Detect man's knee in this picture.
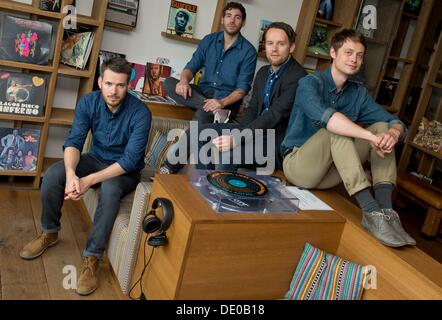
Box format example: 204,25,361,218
368,122,389,133
164,77,178,93
100,179,125,199
42,161,65,187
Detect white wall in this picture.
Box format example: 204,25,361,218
46,0,304,158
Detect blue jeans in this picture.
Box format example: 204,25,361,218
40,153,140,258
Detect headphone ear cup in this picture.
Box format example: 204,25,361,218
148,233,168,247
142,211,161,234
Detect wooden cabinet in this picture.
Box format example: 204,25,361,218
0,0,107,188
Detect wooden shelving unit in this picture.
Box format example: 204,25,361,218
0,0,107,189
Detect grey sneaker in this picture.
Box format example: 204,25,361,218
383,209,416,246
361,211,407,247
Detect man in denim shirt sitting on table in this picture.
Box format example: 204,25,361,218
20,57,151,296
164,1,257,124
281,29,415,248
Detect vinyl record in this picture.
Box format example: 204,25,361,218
207,171,268,197
198,186,264,212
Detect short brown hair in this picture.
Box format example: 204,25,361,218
223,2,246,20
330,29,367,52
100,57,132,83
263,22,297,44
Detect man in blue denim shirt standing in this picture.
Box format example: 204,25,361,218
281,30,415,248
164,2,257,124
20,57,151,295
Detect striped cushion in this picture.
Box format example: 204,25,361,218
285,243,367,300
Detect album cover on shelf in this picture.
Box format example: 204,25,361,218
60,29,95,70
257,19,272,53
106,0,140,28
376,77,398,106
0,15,53,65
129,63,146,92
0,127,40,172
39,0,61,12
308,24,329,56
317,0,334,20
403,0,422,15
0,71,47,117
190,170,300,214
144,63,172,97
166,0,197,38
130,90,178,105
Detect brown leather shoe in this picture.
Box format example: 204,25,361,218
76,256,99,296
19,232,59,260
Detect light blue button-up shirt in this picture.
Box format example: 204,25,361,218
281,68,407,157
185,31,257,99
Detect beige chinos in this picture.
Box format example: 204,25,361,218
282,122,397,196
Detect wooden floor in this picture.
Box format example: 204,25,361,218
0,189,126,300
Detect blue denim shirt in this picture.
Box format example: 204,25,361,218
185,31,257,99
64,91,151,173
281,68,407,156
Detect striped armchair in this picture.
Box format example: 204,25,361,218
82,116,189,294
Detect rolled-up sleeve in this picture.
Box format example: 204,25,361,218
235,47,257,94
297,76,336,128
116,107,151,173
63,96,91,152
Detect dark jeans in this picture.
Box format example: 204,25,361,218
40,153,140,258
164,77,241,123
164,123,277,173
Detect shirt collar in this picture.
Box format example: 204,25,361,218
324,67,351,93
217,31,243,50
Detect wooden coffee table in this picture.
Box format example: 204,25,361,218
132,174,346,299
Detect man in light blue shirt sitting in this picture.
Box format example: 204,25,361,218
164,1,257,124
281,29,415,248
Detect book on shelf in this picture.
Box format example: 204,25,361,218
317,0,334,21
0,71,48,117
376,77,398,106
257,19,272,53
60,28,95,70
166,0,197,39
0,127,41,172
308,24,329,56
0,16,53,65
143,62,172,97
129,63,147,92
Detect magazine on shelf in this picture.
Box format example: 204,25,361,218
143,63,172,97
106,0,140,27
0,71,48,117
0,15,53,65
308,24,329,56
257,19,272,53
355,0,378,39
129,63,147,92
0,127,41,172
60,28,95,70
130,90,178,105
166,0,197,38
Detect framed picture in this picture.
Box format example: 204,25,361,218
105,0,140,28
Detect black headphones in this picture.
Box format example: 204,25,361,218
142,198,174,247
